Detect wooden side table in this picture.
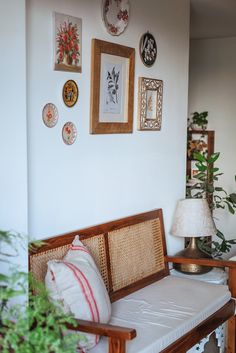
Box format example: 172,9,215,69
171,268,228,353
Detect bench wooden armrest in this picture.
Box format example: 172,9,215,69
165,256,236,301
67,319,136,353
67,318,136,340
165,256,236,269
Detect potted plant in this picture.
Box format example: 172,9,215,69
188,111,208,130
187,152,236,257
0,231,86,353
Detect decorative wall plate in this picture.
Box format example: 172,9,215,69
139,32,157,67
62,80,79,107
102,0,130,36
42,103,59,128
62,122,77,145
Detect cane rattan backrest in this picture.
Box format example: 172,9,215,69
29,209,169,301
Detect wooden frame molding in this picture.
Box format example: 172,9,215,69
90,39,135,134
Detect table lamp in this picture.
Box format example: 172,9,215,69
170,198,217,274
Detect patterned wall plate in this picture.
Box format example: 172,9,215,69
42,103,59,128
62,80,79,107
62,122,77,145
139,32,157,67
102,0,130,36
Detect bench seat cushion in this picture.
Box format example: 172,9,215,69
90,275,231,353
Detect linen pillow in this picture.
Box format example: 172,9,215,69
45,235,111,351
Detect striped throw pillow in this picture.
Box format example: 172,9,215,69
45,236,111,351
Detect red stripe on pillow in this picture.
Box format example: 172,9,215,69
66,262,100,323
64,261,100,345
63,262,96,321
69,246,91,255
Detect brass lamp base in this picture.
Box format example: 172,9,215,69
173,237,212,275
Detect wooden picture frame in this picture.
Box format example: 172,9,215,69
186,130,215,187
90,39,135,134
138,77,163,131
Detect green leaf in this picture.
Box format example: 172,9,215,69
215,187,224,192
193,152,206,162
216,229,225,240
211,167,219,173
229,193,236,204
195,163,207,172
216,204,225,209
207,152,220,163
225,201,235,214
194,172,207,181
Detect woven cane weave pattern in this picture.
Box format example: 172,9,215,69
81,235,109,291
30,245,70,283
30,234,109,291
108,219,165,292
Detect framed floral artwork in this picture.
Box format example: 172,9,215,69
90,39,135,134
54,13,82,73
138,77,163,131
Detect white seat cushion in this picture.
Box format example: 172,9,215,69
90,276,231,353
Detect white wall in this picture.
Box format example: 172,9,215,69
0,0,28,234
0,0,28,274
26,0,190,254
189,37,236,255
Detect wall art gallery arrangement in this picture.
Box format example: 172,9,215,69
41,0,163,143
42,80,79,145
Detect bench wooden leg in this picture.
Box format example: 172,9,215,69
109,338,126,353
227,316,236,353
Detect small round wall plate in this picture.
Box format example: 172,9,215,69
42,103,59,128
139,32,157,67
102,0,130,36
62,122,77,145
62,80,79,107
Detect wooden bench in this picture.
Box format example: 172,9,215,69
29,209,236,353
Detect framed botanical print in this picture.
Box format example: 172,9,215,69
138,77,163,131
54,12,82,73
90,39,135,134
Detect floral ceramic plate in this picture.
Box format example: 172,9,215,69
139,32,157,67
62,80,79,107
42,103,59,128
102,0,130,36
62,122,77,145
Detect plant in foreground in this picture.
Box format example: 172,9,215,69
0,230,86,353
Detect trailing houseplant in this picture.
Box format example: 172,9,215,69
188,111,208,130
187,151,236,257
0,230,86,353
